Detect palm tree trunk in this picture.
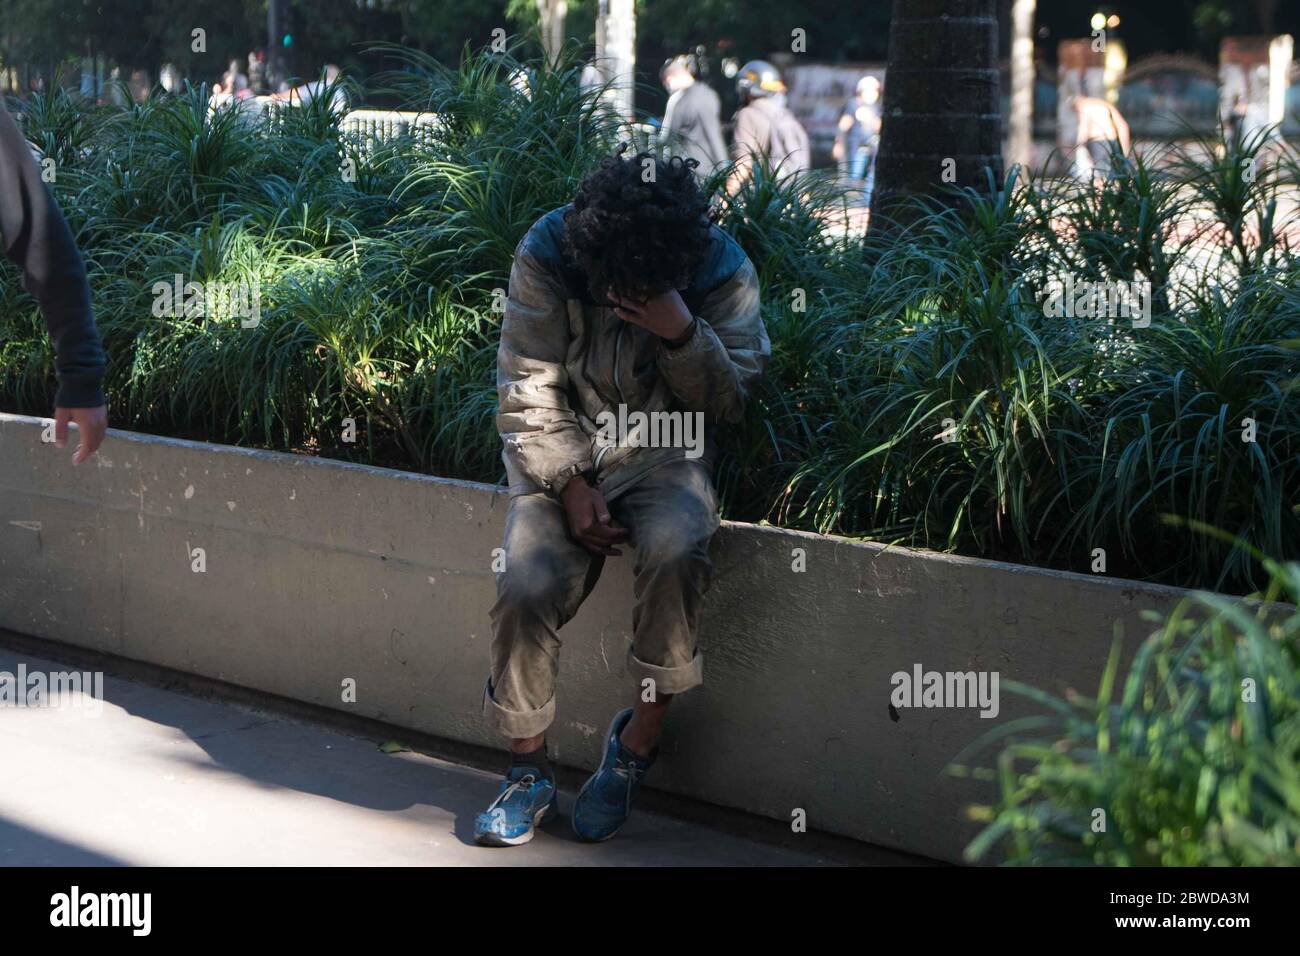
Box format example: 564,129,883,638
870,0,1003,234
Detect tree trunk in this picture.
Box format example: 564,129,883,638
870,0,1003,234
595,0,636,123
1007,0,1035,171
267,0,286,92
536,0,567,64
1254,0,1276,33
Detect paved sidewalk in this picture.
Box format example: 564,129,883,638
0,647,906,867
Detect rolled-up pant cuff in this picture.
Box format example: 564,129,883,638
482,679,556,739
626,648,703,696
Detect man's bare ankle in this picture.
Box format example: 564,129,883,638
619,724,657,759
511,735,545,754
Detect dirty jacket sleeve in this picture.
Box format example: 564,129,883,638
656,256,768,424
495,245,593,496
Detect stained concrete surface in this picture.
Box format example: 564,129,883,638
0,647,917,867
0,413,1195,862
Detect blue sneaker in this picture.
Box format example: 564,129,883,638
473,765,557,846
571,708,656,842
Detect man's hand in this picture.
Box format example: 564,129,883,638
610,289,693,342
560,476,630,556
54,405,108,465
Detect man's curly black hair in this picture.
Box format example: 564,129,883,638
563,147,715,305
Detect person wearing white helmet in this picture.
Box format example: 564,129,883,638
727,59,810,193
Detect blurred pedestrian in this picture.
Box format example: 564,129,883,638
659,55,727,176
271,64,347,115
832,75,881,200
215,59,248,97
1070,95,1130,181
248,49,268,95
728,60,810,193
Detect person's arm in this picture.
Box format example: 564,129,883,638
656,258,767,423
271,81,311,104
832,110,853,160
612,256,769,425
498,242,631,555
727,106,761,193
1114,109,1131,155
495,245,594,497
702,89,728,171
793,116,812,173
0,99,107,461
660,89,679,143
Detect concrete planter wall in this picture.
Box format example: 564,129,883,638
0,412,1197,863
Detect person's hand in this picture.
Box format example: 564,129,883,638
54,405,108,465
609,289,693,342
560,477,630,556
831,139,844,162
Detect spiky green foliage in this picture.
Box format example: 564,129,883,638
2,49,1297,594
957,532,1300,866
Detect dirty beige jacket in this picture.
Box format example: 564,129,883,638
496,205,769,501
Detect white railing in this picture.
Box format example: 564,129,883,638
339,108,439,140
337,109,441,156
207,97,441,155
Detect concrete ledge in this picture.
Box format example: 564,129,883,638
0,413,1196,862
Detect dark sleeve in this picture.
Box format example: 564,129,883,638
0,100,106,407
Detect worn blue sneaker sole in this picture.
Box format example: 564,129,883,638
571,708,633,843
474,798,558,847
